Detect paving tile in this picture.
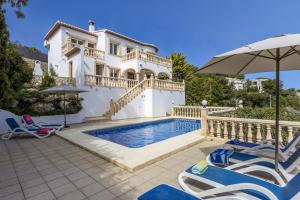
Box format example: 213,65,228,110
98,176,120,188
21,177,45,189
67,171,87,181
0,191,24,200
0,184,22,197
27,191,55,200
108,181,133,197
122,175,147,188
43,171,64,182
73,176,95,188
0,177,19,189
80,182,105,196
23,183,49,198
118,188,142,200
47,177,70,189
58,190,85,200
52,183,77,197
89,190,116,200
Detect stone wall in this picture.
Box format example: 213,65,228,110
29,75,75,88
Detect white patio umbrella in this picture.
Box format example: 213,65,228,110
196,34,300,172
41,85,87,128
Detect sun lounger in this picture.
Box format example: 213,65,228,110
22,114,64,130
224,132,300,161
207,147,300,184
179,164,300,200
2,118,55,140
137,184,247,200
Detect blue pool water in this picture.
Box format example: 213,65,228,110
85,118,201,148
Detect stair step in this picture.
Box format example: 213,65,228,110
83,116,110,122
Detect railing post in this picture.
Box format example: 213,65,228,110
150,74,155,88
256,124,262,142
209,120,214,137
239,122,244,141
278,126,283,143
223,121,228,139
266,125,272,140
171,101,175,116
216,121,221,138
288,126,293,142
200,107,208,136
231,122,236,139
247,123,253,142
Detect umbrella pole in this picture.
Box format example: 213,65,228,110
64,92,67,128
275,48,280,172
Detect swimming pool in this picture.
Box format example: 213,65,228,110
84,118,201,148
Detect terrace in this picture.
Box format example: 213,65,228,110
0,119,224,200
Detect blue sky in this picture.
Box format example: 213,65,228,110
5,0,300,89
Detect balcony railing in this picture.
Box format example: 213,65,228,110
172,106,235,118
122,50,172,68
61,43,105,61
207,116,300,144
171,105,300,145
85,75,185,91
85,75,138,88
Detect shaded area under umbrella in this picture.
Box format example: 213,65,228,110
41,85,88,127
196,34,300,172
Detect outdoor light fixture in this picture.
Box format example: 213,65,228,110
201,100,208,108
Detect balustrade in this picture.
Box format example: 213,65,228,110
207,116,300,144
61,42,105,61
122,50,172,68
85,75,138,88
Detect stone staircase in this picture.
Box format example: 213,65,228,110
103,79,151,119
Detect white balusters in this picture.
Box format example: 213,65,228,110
288,126,293,142
223,121,228,139
256,124,262,142
247,123,253,142
231,122,236,139
239,123,244,141
216,121,221,138
266,125,272,140
278,126,283,143
210,120,214,137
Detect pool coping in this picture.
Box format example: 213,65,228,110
57,117,206,172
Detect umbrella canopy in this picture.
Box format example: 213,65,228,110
197,34,300,75
41,85,87,127
41,85,87,94
196,34,300,172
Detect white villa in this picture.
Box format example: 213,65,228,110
226,77,268,93
43,20,185,122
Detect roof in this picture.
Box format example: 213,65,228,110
16,44,48,63
44,21,159,52
95,29,159,52
44,21,97,40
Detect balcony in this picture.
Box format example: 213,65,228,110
85,75,185,91
122,50,172,68
61,43,105,61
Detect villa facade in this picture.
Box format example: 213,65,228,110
43,20,185,121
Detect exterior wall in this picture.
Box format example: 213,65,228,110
80,86,127,117
0,109,85,135
112,89,185,120
137,60,172,78
47,29,64,75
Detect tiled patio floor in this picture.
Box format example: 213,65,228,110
0,135,224,200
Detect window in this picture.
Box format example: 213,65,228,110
110,68,119,78
95,64,104,76
109,41,119,55
71,38,84,46
127,72,135,80
126,46,134,53
88,43,95,48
